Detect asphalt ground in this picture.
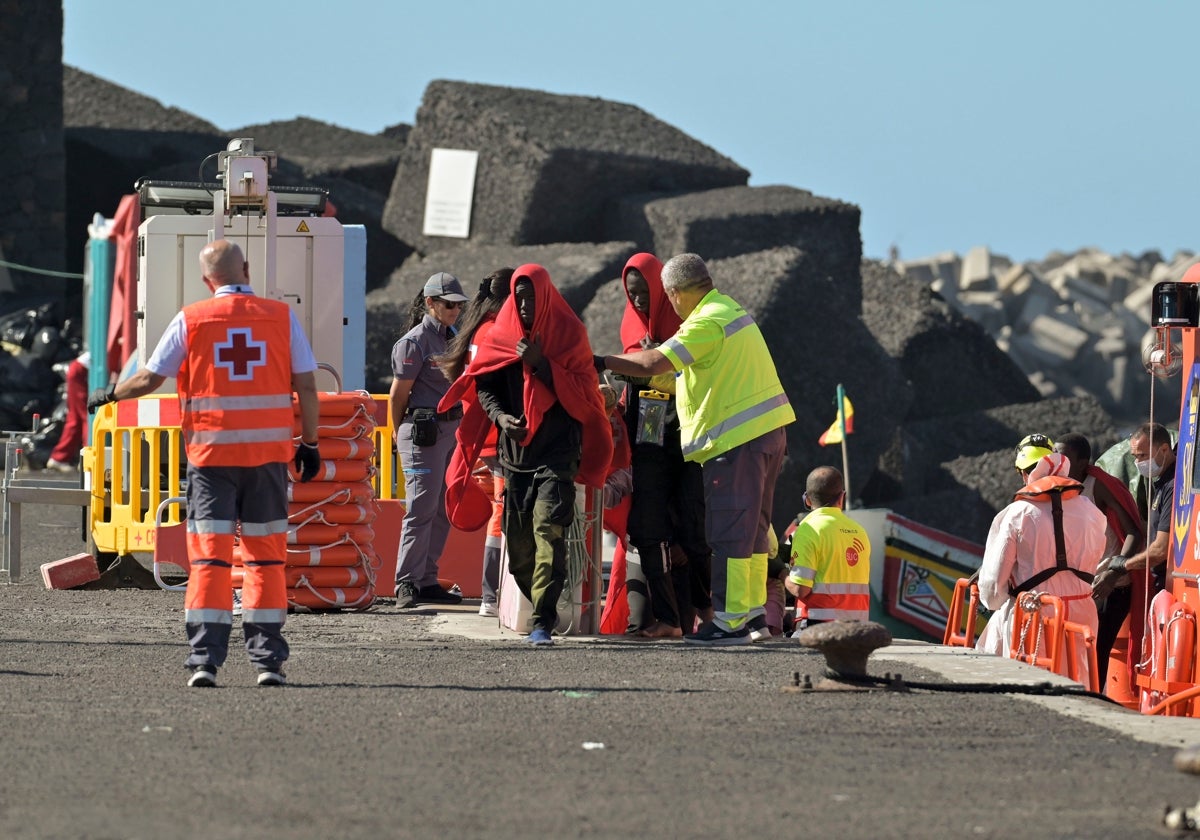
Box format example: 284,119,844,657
4,498,1200,839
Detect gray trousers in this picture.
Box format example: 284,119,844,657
395,417,459,587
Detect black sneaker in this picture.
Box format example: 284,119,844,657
395,581,417,609
256,669,286,687
747,614,772,643
684,621,751,647
187,666,217,688
417,583,463,605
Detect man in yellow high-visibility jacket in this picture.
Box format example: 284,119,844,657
599,253,794,645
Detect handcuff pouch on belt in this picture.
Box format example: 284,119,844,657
410,408,440,447
636,389,670,446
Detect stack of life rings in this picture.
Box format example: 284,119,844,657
232,391,381,610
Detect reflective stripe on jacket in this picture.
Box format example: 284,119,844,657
180,294,294,467
659,290,794,464
789,506,872,622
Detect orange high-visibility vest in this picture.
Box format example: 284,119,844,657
179,293,294,467
789,507,871,622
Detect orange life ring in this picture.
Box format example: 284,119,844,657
285,542,369,567
288,502,377,525
294,418,374,440
315,392,378,415
288,458,373,483
287,481,375,505
288,522,374,546
287,584,375,610
1140,589,1176,712
233,565,373,589
307,438,376,461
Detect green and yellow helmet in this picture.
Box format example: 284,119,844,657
1014,433,1055,471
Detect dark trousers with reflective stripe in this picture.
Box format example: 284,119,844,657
184,462,289,671
703,427,786,632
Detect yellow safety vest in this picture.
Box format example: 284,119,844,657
659,289,794,463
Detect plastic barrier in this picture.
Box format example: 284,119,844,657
84,397,186,558
1009,591,1067,673
943,578,982,647
1007,591,1099,690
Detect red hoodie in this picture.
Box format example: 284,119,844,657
440,264,613,529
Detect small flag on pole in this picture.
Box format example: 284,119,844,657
818,392,854,446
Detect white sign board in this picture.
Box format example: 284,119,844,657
422,148,479,238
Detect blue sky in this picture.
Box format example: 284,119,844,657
63,0,1198,263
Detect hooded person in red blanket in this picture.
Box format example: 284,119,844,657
439,264,612,646
1056,433,1146,689
615,253,712,639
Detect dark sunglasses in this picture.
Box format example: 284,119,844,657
436,299,463,309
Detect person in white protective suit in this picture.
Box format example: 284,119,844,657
975,437,1107,684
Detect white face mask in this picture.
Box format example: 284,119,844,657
1135,456,1164,479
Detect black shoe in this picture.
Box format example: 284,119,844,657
256,668,286,687
417,583,463,604
395,581,417,609
684,621,751,647
187,666,217,688
746,614,771,643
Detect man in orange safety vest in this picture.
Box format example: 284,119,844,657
88,239,321,688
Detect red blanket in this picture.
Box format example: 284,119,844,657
1088,464,1148,684
440,264,613,530
618,252,680,352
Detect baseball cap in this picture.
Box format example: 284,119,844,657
423,271,468,302
1014,433,1055,471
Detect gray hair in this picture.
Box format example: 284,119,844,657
199,240,246,285
661,253,713,293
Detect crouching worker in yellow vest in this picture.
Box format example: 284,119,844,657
785,467,871,632
598,253,794,646
88,240,322,688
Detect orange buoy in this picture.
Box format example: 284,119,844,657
287,502,377,525
287,481,375,505
287,458,373,483
286,585,374,610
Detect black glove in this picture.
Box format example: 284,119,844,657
294,440,321,482
87,384,116,414
1102,555,1129,573
592,354,607,373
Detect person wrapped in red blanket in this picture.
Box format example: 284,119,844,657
439,264,612,645
613,252,713,638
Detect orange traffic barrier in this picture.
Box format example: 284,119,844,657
1062,620,1099,693
943,578,981,647
1009,591,1066,673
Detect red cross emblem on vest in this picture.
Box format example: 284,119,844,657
214,327,266,381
